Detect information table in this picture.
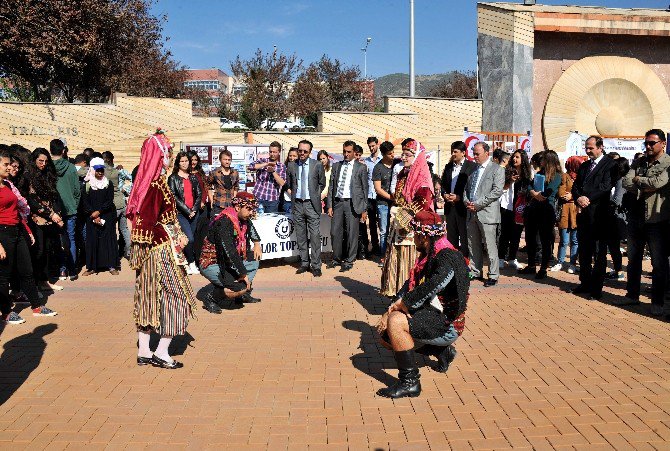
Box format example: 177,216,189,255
251,213,332,260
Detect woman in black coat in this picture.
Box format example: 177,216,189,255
81,160,118,275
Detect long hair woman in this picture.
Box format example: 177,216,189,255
168,151,202,275
27,148,65,292
0,149,56,325
188,150,208,214
498,149,532,270
519,150,563,279
317,150,331,204
279,147,299,214
551,155,586,274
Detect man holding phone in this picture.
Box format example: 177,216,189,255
248,141,287,213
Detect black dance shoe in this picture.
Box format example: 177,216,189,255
151,355,183,369
376,351,421,399
137,356,153,366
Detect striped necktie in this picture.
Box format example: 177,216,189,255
337,162,349,197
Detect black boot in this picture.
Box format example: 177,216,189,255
203,293,223,314
434,345,457,373
376,350,421,398
240,293,261,303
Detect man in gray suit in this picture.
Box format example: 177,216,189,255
327,140,368,272
286,140,326,277
463,142,505,287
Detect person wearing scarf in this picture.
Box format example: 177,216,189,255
198,192,262,313
127,130,197,370
81,157,118,276
380,138,435,297
376,211,469,399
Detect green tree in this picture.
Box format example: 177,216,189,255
0,0,185,102
230,48,302,130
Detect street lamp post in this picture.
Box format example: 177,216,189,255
361,37,372,79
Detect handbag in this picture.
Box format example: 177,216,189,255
513,194,527,225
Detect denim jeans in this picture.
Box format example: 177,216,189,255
557,228,578,264
117,207,131,258
199,260,259,287
626,219,668,307
177,212,199,264
260,199,279,213
60,214,77,273
377,203,390,256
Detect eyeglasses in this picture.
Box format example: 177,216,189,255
645,140,663,147
298,149,310,154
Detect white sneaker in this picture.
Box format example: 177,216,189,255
567,265,578,274
549,263,563,272
499,260,507,270
509,259,521,270
650,305,664,316
187,262,199,275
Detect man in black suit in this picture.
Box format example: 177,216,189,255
440,140,477,256
286,139,327,277
571,135,615,300
327,140,369,272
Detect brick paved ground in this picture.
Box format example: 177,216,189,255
1,254,669,450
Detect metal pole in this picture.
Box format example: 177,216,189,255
409,0,415,97
364,50,367,79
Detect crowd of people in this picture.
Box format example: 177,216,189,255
1,128,666,398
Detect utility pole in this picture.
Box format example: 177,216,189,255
409,0,415,97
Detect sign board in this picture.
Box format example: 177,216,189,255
563,132,644,161
252,213,332,260
183,143,271,191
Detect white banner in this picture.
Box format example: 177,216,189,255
519,136,532,155
463,131,486,161
252,213,332,260
563,132,644,161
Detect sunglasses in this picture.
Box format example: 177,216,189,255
645,140,663,147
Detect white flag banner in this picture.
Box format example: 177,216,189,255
463,131,486,161
519,136,532,155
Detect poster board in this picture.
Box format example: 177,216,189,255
252,213,332,260
182,143,271,191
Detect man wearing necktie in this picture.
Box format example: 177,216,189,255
463,142,505,287
326,141,369,272
286,140,326,277
570,135,615,300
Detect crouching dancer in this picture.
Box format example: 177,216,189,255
127,130,197,369
377,211,469,398
198,192,262,312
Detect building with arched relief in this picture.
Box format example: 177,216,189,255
477,2,670,151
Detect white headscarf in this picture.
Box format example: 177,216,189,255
85,157,109,190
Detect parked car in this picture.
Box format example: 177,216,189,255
260,118,304,131
220,118,248,130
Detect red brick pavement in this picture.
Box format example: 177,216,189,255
0,257,669,450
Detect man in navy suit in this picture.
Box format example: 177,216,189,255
570,135,616,300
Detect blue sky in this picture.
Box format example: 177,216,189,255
152,0,669,77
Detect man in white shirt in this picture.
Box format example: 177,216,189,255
440,141,477,256
360,137,382,258
326,141,369,272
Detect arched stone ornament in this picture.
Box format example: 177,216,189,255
543,56,670,152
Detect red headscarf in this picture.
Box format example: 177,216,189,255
565,155,587,181
402,140,435,211
126,132,171,220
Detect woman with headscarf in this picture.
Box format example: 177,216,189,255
551,155,586,275
127,129,197,369
81,157,118,276
380,139,435,297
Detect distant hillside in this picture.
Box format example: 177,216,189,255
374,72,458,98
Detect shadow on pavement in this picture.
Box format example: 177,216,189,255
335,275,389,316
0,323,57,406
